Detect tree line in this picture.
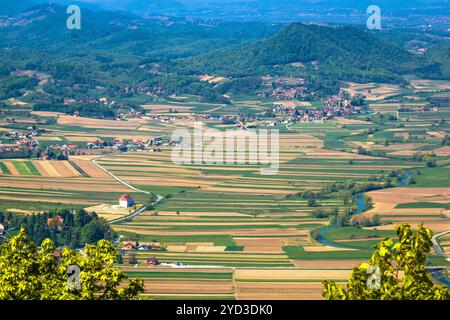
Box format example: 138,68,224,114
0,209,114,249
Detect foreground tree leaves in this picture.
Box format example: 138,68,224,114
323,224,450,300
0,228,144,300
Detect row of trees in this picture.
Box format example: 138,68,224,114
411,152,437,167
1,209,113,248
33,103,116,119
290,176,401,204
312,207,381,228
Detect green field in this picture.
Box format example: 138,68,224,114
0,162,10,174
12,161,40,176
396,202,450,209
0,72,449,299
409,167,450,187
123,271,233,279
283,246,373,260
322,227,395,241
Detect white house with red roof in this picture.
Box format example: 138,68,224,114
119,194,135,208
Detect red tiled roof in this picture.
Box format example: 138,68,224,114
120,194,134,201
47,215,64,226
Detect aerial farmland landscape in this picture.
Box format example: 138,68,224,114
0,0,449,304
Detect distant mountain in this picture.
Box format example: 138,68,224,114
0,0,36,15
0,2,447,90
0,2,281,102
74,0,187,16
419,42,450,79
32,0,105,12
0,2,138,48
3,0,449,27
178,0,450,14
179,23,421,83
0,2,279,55
105,0,450,26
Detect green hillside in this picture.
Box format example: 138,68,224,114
178,23,423,83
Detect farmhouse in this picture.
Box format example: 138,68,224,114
121,242,135,250
147,257,160,267
47,215,64,229
119,194,135,208
137,244,150,251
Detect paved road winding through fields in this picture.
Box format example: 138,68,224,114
432,230,450,261
91,152,164,225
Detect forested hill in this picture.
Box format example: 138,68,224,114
0,2,278,52
0,2,280,102
177,23,445,83
420,42,450,80
0,2,448,101
0,2,137,48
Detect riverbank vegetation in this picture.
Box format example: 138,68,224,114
323,224,450,300
0,209,113,248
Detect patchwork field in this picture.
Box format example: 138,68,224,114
360,187,450,232
0,77,449,299
0,157,144,212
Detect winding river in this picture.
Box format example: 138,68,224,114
315,172,450,288
317,173,412,246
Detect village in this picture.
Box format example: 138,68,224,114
166,92,364,128
0,91,366,159
0,124,165,159
0,125,41,154
271,93,364,124
62,96,144,121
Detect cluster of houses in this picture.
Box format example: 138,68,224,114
87,138,158,152
121,241,163,251
119,109,143,121
267,94,364,126
324,93,352,109
269,86,307,100
149,115,177,123
45,144,78,151
0,135,166,157
121,240,166,267
64,98,97,105
121,86,166,97
157,113,260,129
321,93,363,116
257,77,308,100
112,137,164,152
0,126,41,153
64,97,143,121
122,253,161,267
